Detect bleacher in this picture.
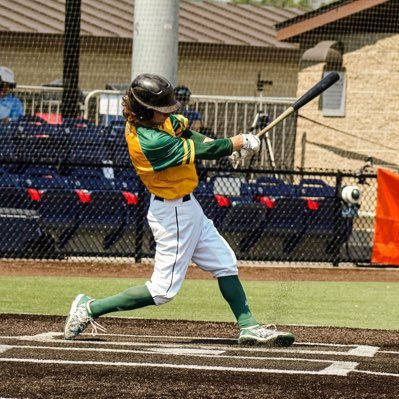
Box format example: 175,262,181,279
194,174,356,263
0,116,358,262
0,116,141,258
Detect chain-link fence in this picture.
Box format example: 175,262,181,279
0,118,376,265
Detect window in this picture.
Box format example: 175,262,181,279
321,70,346,117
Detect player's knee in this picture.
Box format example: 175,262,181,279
153,294,175,306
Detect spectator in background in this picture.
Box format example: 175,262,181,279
174,85,203,131
0,67,24,122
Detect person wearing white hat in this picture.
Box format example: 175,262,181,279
0,67,24,122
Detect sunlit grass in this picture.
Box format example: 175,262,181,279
0,276,398,330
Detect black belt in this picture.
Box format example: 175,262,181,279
154,194,191,202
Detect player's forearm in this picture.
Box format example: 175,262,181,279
182,129,209,143
193,138,233,160
230,134,245,151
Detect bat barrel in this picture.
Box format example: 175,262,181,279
292,72,339,111
255,72,340,139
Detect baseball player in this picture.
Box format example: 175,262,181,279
64,73,295,347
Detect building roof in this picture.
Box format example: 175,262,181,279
0,0,304,48
275,0,397,42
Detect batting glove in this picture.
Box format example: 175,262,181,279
241,134,261,152
230,148,251,162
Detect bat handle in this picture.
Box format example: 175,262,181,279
255,107,294,138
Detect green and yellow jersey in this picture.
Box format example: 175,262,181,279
125,114,233,199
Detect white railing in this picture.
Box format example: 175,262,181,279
15,85,296,136
84,89,295,136
14,85,297,167
15,85,85,123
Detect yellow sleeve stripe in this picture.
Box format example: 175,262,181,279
182,138,189,165
189,139,195,164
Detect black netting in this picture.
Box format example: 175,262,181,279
0,0,396,265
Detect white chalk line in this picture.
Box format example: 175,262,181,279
0,344,347,364
1,332,398,377
0,357,359,376
353,369,399,378
0,332,381,358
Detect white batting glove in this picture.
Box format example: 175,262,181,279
241,134,261,152
230,148,252,162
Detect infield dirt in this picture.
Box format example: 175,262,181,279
0,260,398,398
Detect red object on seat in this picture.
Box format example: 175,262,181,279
306,199,319,211
27,188,42,201
36,112,63,124
122,191,139,205
214,195,230,207
75,189,92,203
259,196,276,209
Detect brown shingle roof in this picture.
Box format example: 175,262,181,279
0,0,303,48
275,0,396,42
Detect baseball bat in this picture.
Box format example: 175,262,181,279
256,72,340,138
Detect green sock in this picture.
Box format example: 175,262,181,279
217,275,258,329
89,285,155,317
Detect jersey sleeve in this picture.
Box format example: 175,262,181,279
139,128,195,171
169,114,189,137
192,138,233,160
180,129,233,159
181,129,207,143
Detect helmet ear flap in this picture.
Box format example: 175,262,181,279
130,98,154,121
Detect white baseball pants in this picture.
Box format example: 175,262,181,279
146,193,238,305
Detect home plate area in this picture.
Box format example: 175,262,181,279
0,316,399,398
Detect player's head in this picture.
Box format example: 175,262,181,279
0,67,16,97
123,73,180,124
174,85,191,104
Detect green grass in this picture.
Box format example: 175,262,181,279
0,275,398,330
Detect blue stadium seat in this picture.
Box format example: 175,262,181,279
64,167,114,191
102,122,130,166
62,118,95,128
0,207,45,256
297,178,336,198
0,166,18,188
0,164,49,256
13,124,71,165
11,166,67,190
0,124,18,163
113,168,140,192
66,125,109,165
40,189,138,254
0,166,35,209
38,189,85,250
193,180,230,228
254,176,296,198
12,115,48,126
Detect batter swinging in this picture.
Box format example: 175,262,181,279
64,73,295,346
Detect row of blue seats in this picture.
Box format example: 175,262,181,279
193,176,351,256
0,118,129,166
0,165,139,192
0,187,141,254
0,171,351,259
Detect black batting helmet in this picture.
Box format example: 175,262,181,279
173,85,191,102
128,73,180,121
